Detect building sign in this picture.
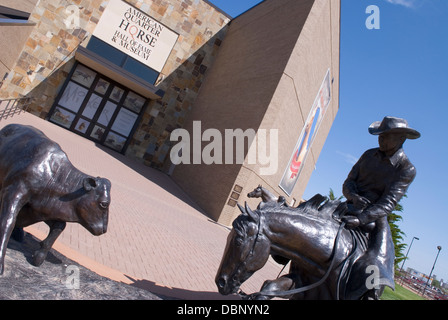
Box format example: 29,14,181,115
93,0,178,72
279,69,331,196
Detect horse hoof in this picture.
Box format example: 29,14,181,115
32,250,47,266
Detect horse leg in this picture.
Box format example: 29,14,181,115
32,220,66,266
251,274,302,300
361,286,385,300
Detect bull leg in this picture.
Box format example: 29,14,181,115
32,220,66,266
0,185,28,275
11,227,25,242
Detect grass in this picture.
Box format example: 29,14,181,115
381,283,426,300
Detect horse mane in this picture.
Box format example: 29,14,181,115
232,213,252,236
258,194,342,220
233,193,344,234
297,194,341,216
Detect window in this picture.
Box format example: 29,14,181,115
85,36,126,66
86,36,159,84
49,63,148,153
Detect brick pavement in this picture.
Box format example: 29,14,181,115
0,112,284,299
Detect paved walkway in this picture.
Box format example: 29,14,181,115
0,112,284,299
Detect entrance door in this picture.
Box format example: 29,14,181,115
49,63,147,153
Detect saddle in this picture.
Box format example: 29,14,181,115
332,202,375,233
269,200,395,299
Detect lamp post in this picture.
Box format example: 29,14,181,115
421,246,442,298
400,236,419,274
399,236,419,284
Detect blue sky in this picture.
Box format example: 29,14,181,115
208,0,448,283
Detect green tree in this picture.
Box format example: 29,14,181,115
432,279,441,289
388,196,407,269
328,188,344,201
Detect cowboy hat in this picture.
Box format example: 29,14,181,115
368,116,420,139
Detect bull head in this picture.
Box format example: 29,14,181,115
77,176,111,235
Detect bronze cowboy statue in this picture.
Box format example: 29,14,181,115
339,116,420,299
216,116,420,300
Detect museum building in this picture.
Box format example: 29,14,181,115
0,0,340,225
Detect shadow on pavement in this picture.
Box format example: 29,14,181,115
125,275,241,300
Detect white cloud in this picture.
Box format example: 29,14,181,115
336,151,359,165
384,0,417,8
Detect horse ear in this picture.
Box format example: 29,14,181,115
245,202,259,222
237,203,245,214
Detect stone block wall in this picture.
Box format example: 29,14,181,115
124,0,230,167
0,0,231,169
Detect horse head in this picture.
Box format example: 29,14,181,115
215,202,271,295
247,185,263,198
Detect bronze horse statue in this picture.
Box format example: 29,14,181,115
247,185,287,207
215,194,392,300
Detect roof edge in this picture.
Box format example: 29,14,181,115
201,0,233,19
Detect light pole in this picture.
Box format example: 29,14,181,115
422,245,442,298
400,236,419,274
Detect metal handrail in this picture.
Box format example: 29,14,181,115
0,97,32,120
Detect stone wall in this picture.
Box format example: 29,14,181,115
124,0,230,167
0,0,231,169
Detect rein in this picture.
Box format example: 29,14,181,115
239,220,347,299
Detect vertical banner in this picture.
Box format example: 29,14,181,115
279,69,331,196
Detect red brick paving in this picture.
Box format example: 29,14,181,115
0,112,284,299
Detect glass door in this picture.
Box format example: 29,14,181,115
49,63,148,153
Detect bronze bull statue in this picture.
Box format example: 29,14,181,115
0,124,111,274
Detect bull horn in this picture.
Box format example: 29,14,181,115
245,202,258,222
83,177,98,192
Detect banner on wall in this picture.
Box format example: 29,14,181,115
93,0,178,72
279,69,332,196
